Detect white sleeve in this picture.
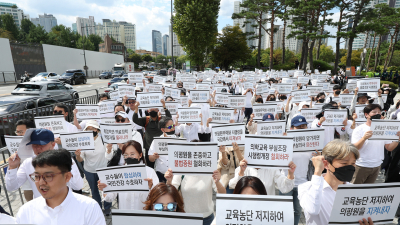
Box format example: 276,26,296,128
68,161,84,190
229,167,243,189
5,161,28,192
298,175,324,215
103,192,117,203
171,175,182,190
273,169,294,194
350,94,357,114
377,96,384,109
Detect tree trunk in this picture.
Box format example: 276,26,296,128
300,41,306,69
269,9,275,70
333,8,344,75
383,27,398,70
388,33,399,67
359,31,369,72
257,18,262,68
309,40,316,71
316,11,327,60
373,35,382,72
366,33,377,71
281,7,287,64
303,40,309,72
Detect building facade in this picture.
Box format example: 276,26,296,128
162,34,169,56
72,23,77,33
169,25,186,57
99,34,126,59
152,30,162,54
136,49,162,58
31,13,57,32
96,19,136,51
76,16,96,37
0,2,29,27
265,25,283,50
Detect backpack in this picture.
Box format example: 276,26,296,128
107,148,122,167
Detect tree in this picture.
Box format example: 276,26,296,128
210,25,251,71
383,7,400,70
313,44,335,62
46,25,80,48
127,49,135,55
341,49,362,67
20,19,35,41
26,25,48,44
76,36,95,51
277,2,289,64
0,28,13,39
1,14,19,40
141,54,153,62
155,55,167,63
129,53,142,69
174,0,220,70
87,34,103,51
176,55,188,69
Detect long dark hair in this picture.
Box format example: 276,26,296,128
143,183,185,212
233,176,267,195
122,140,145,163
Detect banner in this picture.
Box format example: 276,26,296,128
256,120,286,136
291,90,311,103
34,115,66,134
60,131,95,151
128,73,143,83
209,107,234,123
147,84,163,92
118,84,136,98
75,104,100,119
153,76,165,83
307,86,324,96
216,194,294,225
96,164,149,193
99,123,132,144
370,120,400,140
177,107,202,123
328,183,400,225
323,109,347,126
168,142,218,175
112,210,203,225
177,96,189,107
152,137,187,155
346,82,357,92
136,92,162,107
4,136,23,155
211,123,245,146
215,93,229,105
357,78,380,92
190,90,210,103
98,100,117,114
245,135,293,169
339,94,354,106
165,87,180,99
252,103,277,120
282,78,297,85
286,129,325,152
228,95,247,109
256,84,269,94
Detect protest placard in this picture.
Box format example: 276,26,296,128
278,71,289,78
96,164,149,193
211,123,245,146
4,136,23,155
128,73,143,83
286,129,324,152
357,78,380,92
294,70,303,77
275,84,293,94
323,109,347,126
153,76,165,83
177,96,189,107
100,116,116,124
60,131,95,151
291,90,311,103
34,115,66,134
214,86,227,93
112,210,203,225
164,87,180,99
370,120,400,140
328,183,400,225
183,82,196,90
168,142,218,175
276,101,285,113
252,103,277,120
346,82,357,92
215,93,229,105
297,76,310,84
216,194,294,225
243,82,254,90
256,84,269,94
152,137,187,155
282,78,296,84
136,92,162,107
159,101,179,115
300,108,320,122
209,107,234,123
196,83,210,90
307,86,324,96
118,84,136,98
355,105,367,123
190,90,210,103
228,95,247,109
98,100,117,114
177,107,202,123
370,94,387,104
147,84,163,92
109,91,119,100
256,120,286,136
75,104,100,119
245,135,293,169
339,94,354,106
99,123,132,144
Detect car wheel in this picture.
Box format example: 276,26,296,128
72,79,76,85
83,79,87,84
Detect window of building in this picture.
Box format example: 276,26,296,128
0,8,4,11
6,9,11,11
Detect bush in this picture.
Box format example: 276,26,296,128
389,66,398,71
313,60,333,71
380,80,398,90
272,63,295,71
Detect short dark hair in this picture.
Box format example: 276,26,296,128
99,93,110,101
316,92,325,99
233,176,267,195
16,119,36,129
32,149,72,172
114,104,124,111
396,101,400,109
54,103,69,113
333,85,341,90
159,117,173,129
363,104,382,114
165,96,174,101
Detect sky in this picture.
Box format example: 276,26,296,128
11,0,340,51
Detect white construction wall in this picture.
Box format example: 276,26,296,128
0,38,15,72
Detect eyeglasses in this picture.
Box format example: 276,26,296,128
165,125,175,129
53,110,64,114
128,101,136,104
29,172,65,182
122,154,136,158
15,130,24,135
153,202,177,211
116,118,126,123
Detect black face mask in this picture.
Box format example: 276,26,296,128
269,98,276,101
334,90,341,95
92,131,98,137
256,98,263,103
149,111,158,118
318,99,325,103
166,131,175,135
280,96,287,100
125,158,140,165
370,114,381,120
329,164,355,182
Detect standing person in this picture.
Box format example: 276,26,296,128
16,149,106,225
174,113,210,142
351,104,400,184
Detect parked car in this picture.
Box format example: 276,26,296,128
11,81,78,102
104,82,125,93
99,72,112,79
108,77,127,87
30,72,61,82
158,69,167,76
59,69,87,85
112,71,125,78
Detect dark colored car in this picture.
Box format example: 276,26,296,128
112,71,125,78
158,69,167,76
108,77,127,87
99,72,112,79
59,69,87,85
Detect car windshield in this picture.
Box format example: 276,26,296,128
111,78,123,82
35,73,48,77
110,83,119,88
62,72,74,76
14,84,42,91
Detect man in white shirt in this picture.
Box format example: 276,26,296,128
351,104,400,184
16,149,105,225
6,129,83,199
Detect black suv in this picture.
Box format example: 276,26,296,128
59,69,87,85
158,69,167,76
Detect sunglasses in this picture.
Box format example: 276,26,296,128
53,110,64,114
116,118,126,123
165,125,175,129
153,202,177,212
128,101,136,104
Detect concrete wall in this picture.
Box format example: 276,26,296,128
42,44,124,75
0,38,15,72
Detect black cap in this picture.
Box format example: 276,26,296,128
333,85,341,90
357,93,371,99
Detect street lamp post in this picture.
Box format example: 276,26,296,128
171,0,175,69
80,25,96,76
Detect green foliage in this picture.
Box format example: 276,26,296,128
87,34,103,51
313,45,335,62
76,36,95,51
19,19,35,40
313,60,333,71
26,25,48,44
129,53,142,69
155,55,167,63
46,25,80,48
0,28,13,39
273,63,295,70
0,14,18,40
380,80,398,89
341,49,362,67
141,54,153,62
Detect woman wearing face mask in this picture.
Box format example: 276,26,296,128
75,120,111,213
315,92,326,105
143,182,185,212
298,140,375,225
97,140,159,210
349,87,384,114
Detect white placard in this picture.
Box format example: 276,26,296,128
177,107,202,123
209,108,234,123
216,194,294,225
34,115,66,134
339,94,354,106
346,82,357,92
196,83,210,90
151,137,187,155
109,90,119,100
370,120,400,140
256,120,286,136
275,84,292,94
190,90,210,103
286,129,325,152
98,100,117,114
252,103,277,120
177,96,189,107
147,84,163,92
243,82,254,90
256,84,269,94
183,82,196,90
300,108,320,122
168,142,218,175
96,164,149,193
323,109,348,126
112,210,203,225
4,136,23,155
211,123,245,146
357,78,380,92
297,76,310,84
355,105,367,122
118,84,136,98
99,123,132,144
294,70,304,77
128,73,143,83
307,86,324,96
153,76,165,83
245,135,293,169
165,87,180,99
75,104,100,119
60,131,95,151
160,101,179,115
328,183,400,225
136,92,162,107
215,93,230,105
291,90,311,103
228,95,247,109
101,117,116,124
